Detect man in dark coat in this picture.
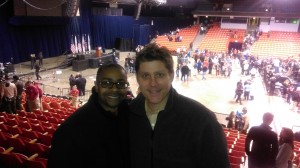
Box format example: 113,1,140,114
47,64,130,168
180,63,190,81
245,112,278,168
75,74,86,96
129,43,230,168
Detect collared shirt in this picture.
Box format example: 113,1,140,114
25,85,39,101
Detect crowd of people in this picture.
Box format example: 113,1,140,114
68,74,86,97
0,75,44,114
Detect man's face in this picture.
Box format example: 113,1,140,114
136,60,174,106
95,67,128,112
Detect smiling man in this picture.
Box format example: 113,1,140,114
48,63,130,168
129,43,230,168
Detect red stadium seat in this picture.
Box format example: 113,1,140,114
229,155,244,165
25,157,48,168
38,133,52,146
25,141,50,158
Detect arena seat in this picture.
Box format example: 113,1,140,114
60,101,72,108
230,163,242,168
25,141,50,158
0,151,39,168
6,135,31,154
229,155,244,165
25,157,48,168
38,133,52,146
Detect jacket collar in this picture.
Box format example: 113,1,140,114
130,87,178,117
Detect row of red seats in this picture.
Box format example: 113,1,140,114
0,134,47,168
223,128,247,168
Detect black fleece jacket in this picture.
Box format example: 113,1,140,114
129,87,230,168
47,87,130,168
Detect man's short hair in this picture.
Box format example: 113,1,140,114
135,43,174,74
263,112,274,123
96,63,126,84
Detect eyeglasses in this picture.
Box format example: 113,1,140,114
100,81,129,89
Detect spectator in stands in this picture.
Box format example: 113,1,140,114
241,107,249,134
12,75,24,111
34,81,43,110
276,127,294,168
245,112,278,168
129,43,230,167
47,63,130,168
24,80,40,112
1,79,17,114
226,111,235,129
0,78,4,111
69,85,79,107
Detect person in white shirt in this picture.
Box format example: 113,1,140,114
1,79,17,114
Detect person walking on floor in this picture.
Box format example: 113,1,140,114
34,62,42,80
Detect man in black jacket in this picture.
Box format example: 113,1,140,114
129,43,230,168
245,112,278,168
47,63,130,168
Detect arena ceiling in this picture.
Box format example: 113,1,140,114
91,0,300,18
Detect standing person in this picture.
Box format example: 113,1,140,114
24,80,40,112
245,112,278,168
226,111,235,129
69,74,76,90
241,107,250,134
180,63,189,81
244,81,251,100
235,79,243,105
69,85,79,107
34,62,42,80
76,74,86,96
34,81,43,110
12,75,24,111
1,79,17,114
47,64,130,168
202,62,208,80
129,43,230,168
0,79,5,112
30,53,36,70
37,51,43,66
276,127,294,168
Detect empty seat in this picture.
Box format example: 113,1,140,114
25,141,50,158
25,157,48,168
38,133,52,146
